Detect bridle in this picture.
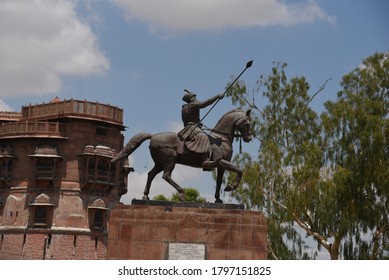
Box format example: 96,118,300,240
202,116,251,138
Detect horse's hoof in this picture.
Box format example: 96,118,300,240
215,199,223,204
142,195,149,200
224,185,233,192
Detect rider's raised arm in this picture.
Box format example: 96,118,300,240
196,93,224,109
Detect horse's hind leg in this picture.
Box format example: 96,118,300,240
143,163,163,200
162,161,185,201
215,167,225,203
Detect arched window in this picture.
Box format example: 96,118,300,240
0,158,13,179
80,145,118,192
96,159,109,182
92,209,104,230
88,198,107,231
36,158,54,174
97,159,109,172
88,158,95,171
35,207,48,226
29,193,54,228
30,145,62,188
0,145,15,182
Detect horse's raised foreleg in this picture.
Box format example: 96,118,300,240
216,159,242,192
215,167,225,203
143,163,163,200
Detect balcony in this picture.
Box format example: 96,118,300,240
21,99,123,126
0,111,21,122
0,121,68,139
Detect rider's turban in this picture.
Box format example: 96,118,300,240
183,90,196,103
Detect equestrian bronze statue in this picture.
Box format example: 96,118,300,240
112,60,253,203
111,108,252,203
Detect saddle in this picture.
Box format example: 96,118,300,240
177,129,222,157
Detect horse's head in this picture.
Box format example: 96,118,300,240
236,109,252,143
213,109,253,143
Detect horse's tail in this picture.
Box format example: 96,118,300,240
111,132,153,163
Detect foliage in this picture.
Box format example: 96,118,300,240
321,52,389,259
152,194,169,201
225,52,388,259
171,187,207,202
153,187,207,203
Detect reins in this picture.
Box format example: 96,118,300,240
202,125,247,138
202,126,247,153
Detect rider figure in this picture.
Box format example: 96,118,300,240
179,89,224,169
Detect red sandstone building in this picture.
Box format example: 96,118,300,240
0,98,131,259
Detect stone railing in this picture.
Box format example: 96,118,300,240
21,99,123,125
0,121,68,138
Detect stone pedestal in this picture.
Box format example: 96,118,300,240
107,200,267,260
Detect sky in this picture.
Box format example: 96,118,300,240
0,0,388,205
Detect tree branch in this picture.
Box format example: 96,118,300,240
305,77,332,108
259,188,333,254
293,214,332,252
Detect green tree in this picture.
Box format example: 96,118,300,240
226,61,325,259
153,194,169,201
154,188,206,203
225,52,389,260
171,188,206,202
321,51,389,259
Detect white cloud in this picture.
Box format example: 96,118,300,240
0,0,109,97
121,164,207,204
112,0,335,34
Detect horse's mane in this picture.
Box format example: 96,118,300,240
214,109,245,128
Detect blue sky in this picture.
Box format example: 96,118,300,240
0,0,388,204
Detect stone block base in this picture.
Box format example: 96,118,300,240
107,200,267,260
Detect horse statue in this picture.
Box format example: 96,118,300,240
111,109,252,203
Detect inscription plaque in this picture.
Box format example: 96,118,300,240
167,242,206,260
